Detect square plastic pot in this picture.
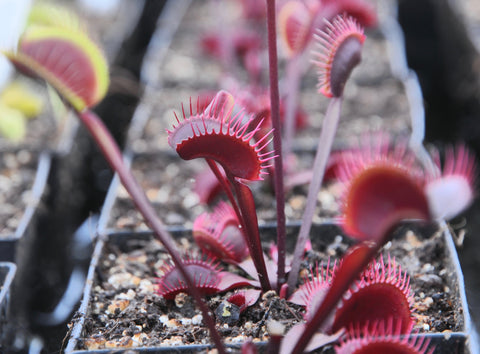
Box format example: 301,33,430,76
65,222,475,353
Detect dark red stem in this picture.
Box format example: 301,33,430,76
206,159,243,224
78,109,226,354
266,0,287,291
267,335,283,354
207,158,271,291
231,176,272,292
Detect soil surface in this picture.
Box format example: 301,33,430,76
76,223,463,351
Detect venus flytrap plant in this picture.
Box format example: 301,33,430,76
7,2,474,352
278,0,377,157
160,4,447,348
290,135,476,353
157,200,293,297
193,203,294,291
281,254,417,353
2,15,229,354
287,14,366,294
189,83,310,208
330,255,414,334
337,135,429,241
288,260,337,324
0,81,44,118
0,101,27,141
171,10,437,352
167,90,276,292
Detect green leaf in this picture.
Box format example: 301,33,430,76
0,102,27,141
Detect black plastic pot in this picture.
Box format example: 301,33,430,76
397,0,480,348
0,262,17,346
64,220,474,353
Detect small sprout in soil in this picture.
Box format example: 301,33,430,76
226,289,262,314
216,289,262,326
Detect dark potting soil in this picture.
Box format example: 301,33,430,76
75,223,462,351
